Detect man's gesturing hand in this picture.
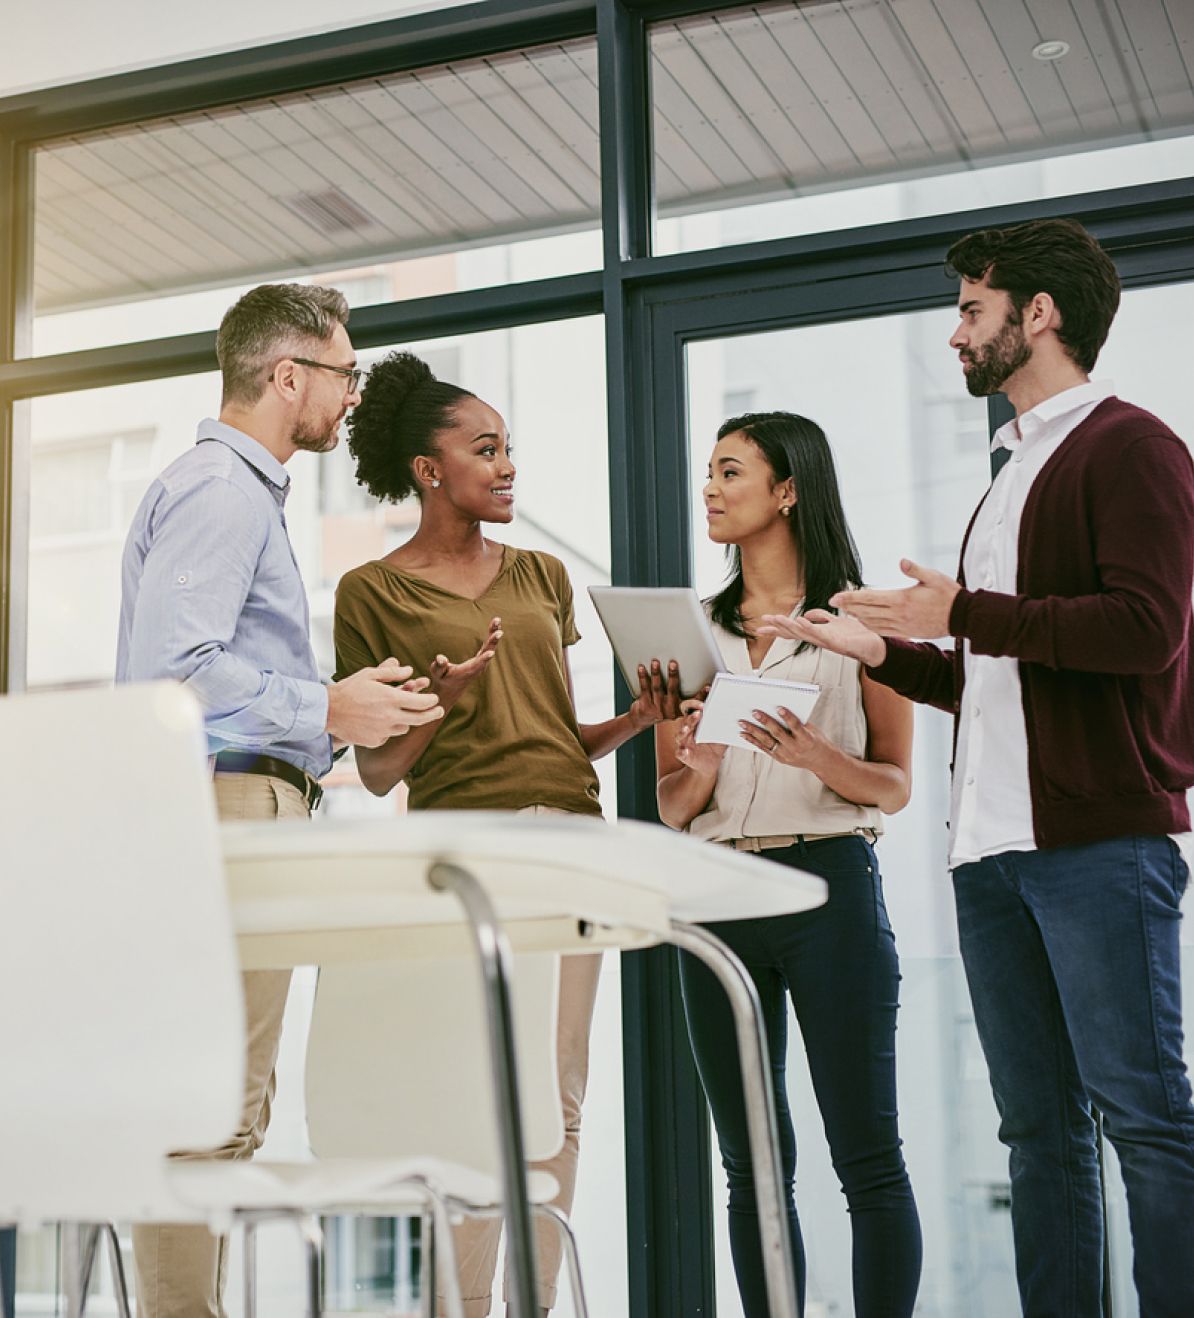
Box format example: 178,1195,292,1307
757,608,887,667
829,559,961,641
326,657,444,747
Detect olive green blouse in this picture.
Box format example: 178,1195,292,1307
333,546,601,816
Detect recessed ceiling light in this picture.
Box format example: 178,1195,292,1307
1033,40,1071,61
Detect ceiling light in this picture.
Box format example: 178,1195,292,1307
1032,40,1071,61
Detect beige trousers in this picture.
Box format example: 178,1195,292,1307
133,772,307,1318
438,805,603,1318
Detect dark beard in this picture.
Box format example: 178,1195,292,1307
961,313,1031,397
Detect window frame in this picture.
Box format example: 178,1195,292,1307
4,5,1194,1316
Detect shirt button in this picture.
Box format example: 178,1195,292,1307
966,776,976,786
974,707,982,718
1013,453,1024,463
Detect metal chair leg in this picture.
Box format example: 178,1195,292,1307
64,1223,101,1318
417,1184,466,1318
669,919,799,1318
243,1216,260,1318
427,860,539,1318
294,1213,323,1318
534,1204,589,1318
103,1224,132,1318
420,1207,435,1318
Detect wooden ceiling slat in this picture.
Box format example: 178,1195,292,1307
674,11,826,182
666,16,803,181
757,3,899,168
804,1,934,159
846,1,967,159
319,89,490,233
976,0,1085,138
469,56,600,205
882,0,1008,151
365,78,527,224
651,30,759,189
1161,0,1194,93
418,64,591,214
701,13,848,174
258,101,439,242
1111,0,1194,123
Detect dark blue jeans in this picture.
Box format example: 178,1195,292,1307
678,836,922,1318
953,837,1194,1317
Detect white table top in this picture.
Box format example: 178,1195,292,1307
222,812,827,968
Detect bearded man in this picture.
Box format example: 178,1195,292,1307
116,283,442,1317
759,218,1194,1317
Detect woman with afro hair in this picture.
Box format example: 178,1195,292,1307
333,350,681,1318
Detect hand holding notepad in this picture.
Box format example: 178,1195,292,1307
694,672,821,754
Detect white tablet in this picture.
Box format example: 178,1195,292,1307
588,586,725,698
695,672,821,753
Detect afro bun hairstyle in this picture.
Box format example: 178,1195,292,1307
346,350,475,503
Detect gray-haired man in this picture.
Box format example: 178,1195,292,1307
117,284,443,1317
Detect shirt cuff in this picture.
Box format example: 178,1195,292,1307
291,678,330,743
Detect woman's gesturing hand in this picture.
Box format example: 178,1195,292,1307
673,698,728,778
628,658,684,729
738,706,832,772
757,608,886,668
428,616,503,707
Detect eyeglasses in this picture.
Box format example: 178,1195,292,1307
288,357,364,393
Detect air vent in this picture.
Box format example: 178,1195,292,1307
281,187,376,236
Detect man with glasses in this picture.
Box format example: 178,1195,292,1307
117,283,443,1318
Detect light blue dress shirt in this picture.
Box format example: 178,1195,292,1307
116,418,333,779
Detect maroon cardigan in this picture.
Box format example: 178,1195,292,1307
869,396,1194,849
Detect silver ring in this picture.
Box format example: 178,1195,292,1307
770,735,779,752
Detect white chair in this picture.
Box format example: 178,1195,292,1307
0,683,577,1318
0,682,247,1314
303,954,589,1317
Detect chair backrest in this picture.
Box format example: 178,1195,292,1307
305,952,563,1173
0,683,245,1225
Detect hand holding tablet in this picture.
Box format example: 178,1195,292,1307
588,586,724,697
695,672,821,755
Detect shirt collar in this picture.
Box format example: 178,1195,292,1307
990,379,1115,452
196,418,291,494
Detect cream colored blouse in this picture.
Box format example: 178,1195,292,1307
688,610,883,844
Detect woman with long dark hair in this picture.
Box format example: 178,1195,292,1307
333,350,678,1318
656,412,922,1317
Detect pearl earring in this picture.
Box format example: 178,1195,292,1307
431,479,441,488
780,504,792,517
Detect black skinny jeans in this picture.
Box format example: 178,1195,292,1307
678,835,922,1318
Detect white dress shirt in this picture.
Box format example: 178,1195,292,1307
949,380,1115,867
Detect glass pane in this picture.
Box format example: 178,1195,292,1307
21,314,625,1314
30,37,600,356
683,285,1194,1314
652,2,1194,256
686,307,997,1314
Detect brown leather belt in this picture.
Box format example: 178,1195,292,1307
727,828,877,853
213,750,323,811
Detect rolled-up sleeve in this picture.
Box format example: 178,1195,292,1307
127,476,328,746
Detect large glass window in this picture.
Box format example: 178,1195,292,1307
652,1,1194,256
29,36,601,356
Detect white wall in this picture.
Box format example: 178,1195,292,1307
0,0,467,97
